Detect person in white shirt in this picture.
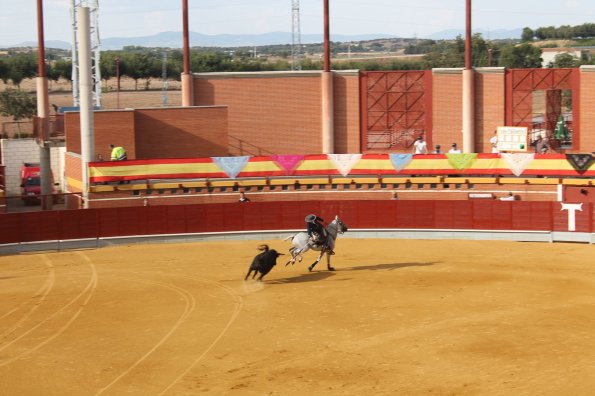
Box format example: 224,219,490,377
490,130,499,153
448,143,461,153
499,192,516,201
412,136,428,154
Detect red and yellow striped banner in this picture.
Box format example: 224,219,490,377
88,154,595,183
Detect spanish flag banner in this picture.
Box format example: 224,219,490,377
88,153,595,183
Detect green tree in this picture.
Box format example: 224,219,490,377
521,27,534,42
0,88,37,133
52,59,72,83
120,52,154,90
100,52,120,84
499,43,542,68
0,58,8,83
553,53,581,68
166,50,183,81
5,53,37,88
422,37,465,68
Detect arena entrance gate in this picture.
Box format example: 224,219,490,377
505,68,580,150
360,71,432,153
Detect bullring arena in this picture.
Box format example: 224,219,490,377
1,235,595,395
2,6,595,395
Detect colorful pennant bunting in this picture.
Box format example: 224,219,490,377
389,154,413,172
446,153,478,170
271,154,305,175
566,154,593,172
327,154,362,176
501,153,535,177
212,156,250,179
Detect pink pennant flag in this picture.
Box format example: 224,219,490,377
271,154,305,175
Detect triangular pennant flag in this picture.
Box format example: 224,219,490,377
566,154,593,173
389,153,413,172
445,153,478,170
212,156,250,179
501,153,535,176
327,154,362,177
271,154,305,175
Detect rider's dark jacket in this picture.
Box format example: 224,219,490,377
307,217,326,243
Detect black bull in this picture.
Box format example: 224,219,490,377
244,245,284,281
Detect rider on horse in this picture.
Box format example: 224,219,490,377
305,214,335,255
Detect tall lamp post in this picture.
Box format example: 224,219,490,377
462,0,476,153
36,0,53,210
181,0,193,106
115,56,120,108
321,0,334,154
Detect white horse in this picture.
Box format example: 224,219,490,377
284,215,349,271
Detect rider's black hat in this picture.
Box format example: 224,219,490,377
305,214,317,222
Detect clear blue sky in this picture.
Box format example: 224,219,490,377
1,0,593,45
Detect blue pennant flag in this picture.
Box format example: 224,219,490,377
212,156,250,179
389,154,413,172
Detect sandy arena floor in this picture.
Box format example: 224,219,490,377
1,238,595,395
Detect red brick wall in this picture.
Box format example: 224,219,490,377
580,67,595,152
65,110,136,160
432,69,463,150
65,107,227,160
333,72,361,153
194,72,323,155
134,107,228,158
194,71,361,155
64,152,82,212
475,68,506,152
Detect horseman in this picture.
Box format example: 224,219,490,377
305,214,335,255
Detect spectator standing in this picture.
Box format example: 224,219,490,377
110,144,127,161
490,130,499,153
448,143,462,153
534,135,549,153
433,144,442,154
238,192,251,202
412,136,428,154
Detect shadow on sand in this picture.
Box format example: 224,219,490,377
340,262,438,272
268,271,335,284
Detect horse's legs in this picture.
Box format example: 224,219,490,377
308,252,324,272
326,252,335,271
285,247,297,266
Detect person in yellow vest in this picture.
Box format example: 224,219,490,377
110,144,127,161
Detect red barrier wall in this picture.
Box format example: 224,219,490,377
0,201,592,245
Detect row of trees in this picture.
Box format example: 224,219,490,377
522,23,595,41
0,49,292,90
1,31,593,89
405,34,591,69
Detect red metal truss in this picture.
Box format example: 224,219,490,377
361,71,432,152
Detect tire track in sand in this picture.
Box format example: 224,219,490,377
0,252,97,367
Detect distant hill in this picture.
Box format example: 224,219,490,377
8,39,72,50
2,28,523,50
3,31,399,50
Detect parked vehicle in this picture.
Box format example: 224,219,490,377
20,163,57,205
